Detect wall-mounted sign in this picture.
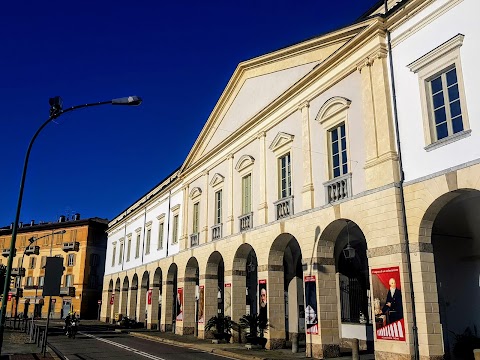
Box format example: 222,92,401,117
259,279,267,323
110,294,114,305
147,289,152,305
176,288,183,321
371,266,405,341
304,275,318,335
198,285,204,324
224,283,231,317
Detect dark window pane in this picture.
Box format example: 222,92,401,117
448,84,459,101
341,137,346,150
332,141,339,154
340,124,346,137
446,68,457,86
333,167,340,178
436,123,448,140
434,107,447,124
452,116,464,133
431,76,443,94
432,92,444,109
342,164,348,175
342,150,347,164
331,129,338,142
333,154,339,167
450,100,462,118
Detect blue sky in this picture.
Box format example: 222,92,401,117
0,0,378,226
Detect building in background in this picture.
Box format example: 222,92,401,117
0,215,108,319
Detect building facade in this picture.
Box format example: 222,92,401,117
0,215,108,319
101,1,478,359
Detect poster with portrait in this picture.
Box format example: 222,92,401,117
258,279,267,322
224,283,232,317
371,266,405,341
198,285,205,324
304,275,318,335
176,287,183,321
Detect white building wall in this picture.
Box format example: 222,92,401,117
390,0,480,182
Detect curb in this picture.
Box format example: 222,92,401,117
47,343,66,360
130,332,267,360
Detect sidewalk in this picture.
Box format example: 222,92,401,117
129,330,375,360
0,329,54,360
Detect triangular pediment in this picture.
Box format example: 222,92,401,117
269,132,295,153
179,19,373,175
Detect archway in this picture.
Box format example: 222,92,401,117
332,220,373,353
422,190,480,359
121,277,129,318
231,243,258,342
152,267,162,330
165,263,178,332
129,274,138,320
182,257,199,335
106,279,113,322
203,251,225,338
113,278,121,322
139,271,149,327
267,233,304,350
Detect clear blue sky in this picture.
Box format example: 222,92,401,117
0,0,378,226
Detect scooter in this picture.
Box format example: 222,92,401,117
66,317,79,338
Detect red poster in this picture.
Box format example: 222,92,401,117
304,275,318,335
198,285,204,324
176,288,183,321
371,266,405,341
224,283,231,287
110,294,114,305
147,289,152,305
7,293,12,301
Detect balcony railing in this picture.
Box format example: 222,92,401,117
62,241,79,252
239,212,253,232
2,248,16,257
324,173,352,204
211,223,222,241
274,196,294,220
190,233,199,247
60,287,76,297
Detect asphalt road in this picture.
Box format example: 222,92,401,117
47,327,232,360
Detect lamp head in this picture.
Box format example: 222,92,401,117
111,96,142,106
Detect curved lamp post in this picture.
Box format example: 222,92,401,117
0,95,142,353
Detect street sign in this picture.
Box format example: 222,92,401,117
98,300,102,305
7,292,12,301
43,257,64,296
51,298,56,303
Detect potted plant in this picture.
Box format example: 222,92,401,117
205,314,233,341
239,314,269,348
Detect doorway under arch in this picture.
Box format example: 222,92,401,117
139,271,149,327
203,251,224,338
183,257,199,335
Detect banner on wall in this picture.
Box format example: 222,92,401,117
258,279,267,322
147,289,152,305
109,294,114,305
198,285,205,323
371,266,405,341
224,283,232,317
304,275,318,335
176,288,183,321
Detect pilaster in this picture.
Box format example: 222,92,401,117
257,132,268,224
300,101,315,209
226,154,235,235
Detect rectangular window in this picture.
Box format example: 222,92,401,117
242,174,252,214
39,276,45,288
41,256,47,268
67,254,75,267
145,229,151,255
330,124,348,178
29,257,36,269
17,257,23,268
158,223,164,250
26,277,34,287
172,215,179,244
215,190,222,225
55,232,63,245
278,153,292,198
112,246,116,267
192,203,200,234
119,242,124,264
127,237,131,261
65,274,74,287
135,234,141,258
428,66,464,141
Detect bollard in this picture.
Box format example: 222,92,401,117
291,332,299,353
352,338,360,360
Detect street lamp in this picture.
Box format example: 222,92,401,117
0,95,142,354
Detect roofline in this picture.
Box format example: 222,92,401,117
0,217,108,236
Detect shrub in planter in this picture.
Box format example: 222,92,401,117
239,314,269,348
205,314,233,341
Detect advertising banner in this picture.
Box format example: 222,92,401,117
198,285,205,324
176,287,183,321
110,294,114,305
259,279,267,322
147,289,152,305
304,275,318,335
371,266,405,341
224,283,231,317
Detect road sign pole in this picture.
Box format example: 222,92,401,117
42,297,53,357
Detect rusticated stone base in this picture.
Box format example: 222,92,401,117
306,343,341,359
340,338,374,352
375,350,413,360
267,338,286,350
181,326,195,335
161,324,173,332
421,356,444,360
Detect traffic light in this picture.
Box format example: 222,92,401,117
0,265,6,294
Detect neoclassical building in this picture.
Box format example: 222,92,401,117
101,1,478,359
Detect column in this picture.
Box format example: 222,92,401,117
127,287,137,320
180,185,189,251
229,271,244,343
202,171,209,244
300,101,315,210
257,132,268,224
264,268,286,350
161,281,173,332
200,275,217,339
226,154,235,235
148,286,160,330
